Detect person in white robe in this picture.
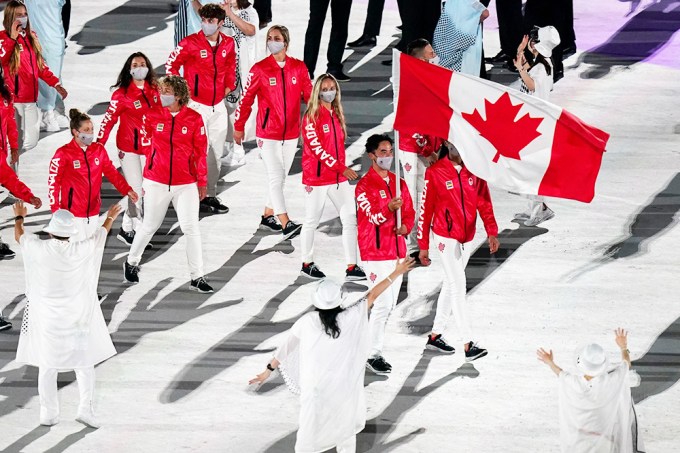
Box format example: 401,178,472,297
13,202,123,429
537,328,646,453
249,258,415,453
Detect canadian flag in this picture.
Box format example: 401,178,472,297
392,50,610,203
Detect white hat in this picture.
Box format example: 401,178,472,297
43,209,79,238
576,343,609,377
313,279,343,310
534,26,561,58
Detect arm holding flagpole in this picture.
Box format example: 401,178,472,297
392,48,402,229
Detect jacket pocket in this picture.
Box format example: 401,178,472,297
14,75,19,95
133,128,139,151
194,74,199,97
375,225,381,249
445,209,453,234
67,187,74,210
317,161,321,177
262,107,270,129
148,149,157,170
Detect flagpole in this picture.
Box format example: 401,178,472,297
392,49,402,229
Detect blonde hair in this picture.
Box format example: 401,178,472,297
3,1,45,76
305,74,346,136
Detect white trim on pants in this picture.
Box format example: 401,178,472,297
14,102,40,151
300,181,358,264
38,366,95,420
188,100,228,197
119,151,146,232
431,232,473,342
258,137,298,215
128,179,204,279
363,259,403,359
400,151,427,251
72,215,103,242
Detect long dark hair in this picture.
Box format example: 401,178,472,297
316,307,343,339
112,52,157,90
529,52,552,77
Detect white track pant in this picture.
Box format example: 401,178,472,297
300,181,358,264
258,138,298,215
363,259,403,359
431,232,473,341
14,102,40,152
400,151,427,251
188,101,228,197
523,194,546,218
119,151,146,233
38,366,95,420
335,435,356,453
72,215,102,242
128,180,204,279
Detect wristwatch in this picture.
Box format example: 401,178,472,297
266,363,275,371
14,215,24,222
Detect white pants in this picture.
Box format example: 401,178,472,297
259,138,298,215
523,194,546,218
300,181,358,264
38,366,95,420
364,259,403,358
431,232,473,341
38,46,65,112
129,180,204,279
400,151,427,251
336,435,356,453
14,102,41,152
72,216,102,242
119,151,146,232
188,101,228,197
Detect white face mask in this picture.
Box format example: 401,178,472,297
376,156,393,170
267,41,285,55
130,67,149,81
429,55,440,65
319,90,336,103
201,22,219,36
18,17,28,29
160,94,176,107
78,132,94,146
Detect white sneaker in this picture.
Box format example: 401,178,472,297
222,141,234,158
42,110,60,132
514,211,531,221
76,411,100,429
40,407,59,426
524,207,555,226
225,143,246,167
55,112,70,129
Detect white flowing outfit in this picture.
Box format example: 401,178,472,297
275,298,370,453
558,363,645,453
17,229,116,419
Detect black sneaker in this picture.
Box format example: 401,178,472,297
124,261,140,284
190,276,214,293
301,262,326,279
200,196,229,214
465,341,488,362
366,356,392,375
282,220,302,240
0,242,16,259
409,250,421,265
117,228,153,249
260,215,282,232
347,35,376,48
345,265,366,281
0,317,11,332
327,70,351,82
426,334,455,354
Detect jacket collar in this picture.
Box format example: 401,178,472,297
66,138,94,154
367,166,395,186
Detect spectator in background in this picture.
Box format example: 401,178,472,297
252,0,272,29
433,0,489,75
303,0,353,81
485,0,524,72
174,0,222,47
524,0,576,81
347,0,384,48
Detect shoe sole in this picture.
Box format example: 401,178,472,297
40,419,59,426
0,255,16,260
123,263,139,285
425,344,456,354
283,225,303,240
465,350,488,362
0,324,12,332
189,286,214,294
300,271,325,280
513,214,530,221
258,224,283,233
345,275,367,282
116,234,133,247
75,417,99,429
524,211,555,227
365,363,391,375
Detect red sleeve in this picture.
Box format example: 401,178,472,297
421,135,442,158
0,34,17,66
6,98,18,150
97,90,124,145
476,179,498,237
417,169,436,251
400,178,415,233
165,38,190,76
193,117,208,187
355,178,392,226
47,148,66,213
302,115,347,174
100,147,132,196
38,63,60,87
300,65,313,104
0,160,33,202
224,38,237,91
233,66,260,132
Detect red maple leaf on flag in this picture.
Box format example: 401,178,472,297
461,92,544,163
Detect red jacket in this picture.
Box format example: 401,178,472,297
0,94,18,161
301,107,348,186
0,31,60,104
140,106,208,187
97,82,161,154
234,55,313,141
48,140,132,218
0,160,33,202
398,131,441,156
417,159,498,251
165,31,236,107
355,167,415,261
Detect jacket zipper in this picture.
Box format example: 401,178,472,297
82,149,92,222
445,209,453,233
385,181,400,257
262,108,270,129
456,169,467,248
140,89,151,108
148,149,156,169
281,67,286,144
330,112,339,188
194,74,199,97
13,74,19,96
169,117,176,190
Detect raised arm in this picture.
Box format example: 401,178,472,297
537,348,563,376
366,258,415,310
615,328,631,369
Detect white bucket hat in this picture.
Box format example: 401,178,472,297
575,343,609,377
43,209,79,237
313,279,343,310
534,26,561,58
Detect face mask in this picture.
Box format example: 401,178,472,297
160,94,176,107
17,17,28,28
429,55,440,65
319,90,336,103
201,22,219,36
267,41,285,55
376,156,393,170
130,67,149,81
78,133,94,146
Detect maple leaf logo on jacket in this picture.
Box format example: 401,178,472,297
462,92,544,163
